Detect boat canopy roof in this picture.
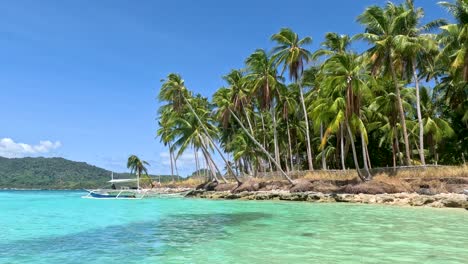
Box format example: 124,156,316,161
108,179,137,183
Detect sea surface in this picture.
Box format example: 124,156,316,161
1,190,467,264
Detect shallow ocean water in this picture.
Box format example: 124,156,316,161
0,190,467,264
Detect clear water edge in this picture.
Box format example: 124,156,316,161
1,190,467,264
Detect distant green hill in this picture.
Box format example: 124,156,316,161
0,157,180,189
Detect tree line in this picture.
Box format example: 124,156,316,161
157,0,467,183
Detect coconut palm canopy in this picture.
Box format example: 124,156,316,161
157,0,467,182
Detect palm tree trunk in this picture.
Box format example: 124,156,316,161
390,58,411,166
174,156,179,178
169,143,174,182
395,128,403,166
299,83,314,170
198,135,228,183
287,119,294,171
201,142,225,183
183,95,241,184
360,130,371,179
346,122,365,182
241,102,255,135
202,149,219,182
412,59,425,165
271,107,281,170
340,123,346,171
194,148,199,179
321,122,327,170
365,140,372,169
259,111,272,171
229,108,294,184
392,133,397,169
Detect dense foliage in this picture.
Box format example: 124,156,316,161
0,157,179,189
157,0,467,182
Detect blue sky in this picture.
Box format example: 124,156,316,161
0,0,448,176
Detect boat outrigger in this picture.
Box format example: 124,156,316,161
82,172,147,199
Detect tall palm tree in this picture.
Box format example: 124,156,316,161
398,0,444,165
245,49,282,168
320,52,371,181
127,155,149,189
356,2,414,165
271,28,314,171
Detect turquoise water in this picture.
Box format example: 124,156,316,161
1,191,467,264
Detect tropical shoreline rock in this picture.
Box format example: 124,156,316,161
185,190,468,209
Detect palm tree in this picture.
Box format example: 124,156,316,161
356,2,414,165
245,49,282,168
271,28,314,170
127,155,149,189
312,32,351,60
420,87,455,163
438,0,468,81
157,105,177,182
320,52,371,181
159,73,241,184
312,33,351,170
399,0,444,165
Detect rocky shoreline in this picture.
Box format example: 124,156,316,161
185,190,468,209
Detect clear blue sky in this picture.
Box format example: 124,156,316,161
0,0,448,176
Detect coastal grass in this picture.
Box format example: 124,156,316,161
157,166,467,194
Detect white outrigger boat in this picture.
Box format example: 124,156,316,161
82,172,147,200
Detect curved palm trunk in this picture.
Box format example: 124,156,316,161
346,122,365,182
320,123,327,170
412,59,425,165
360,130,371,179
299,83,314,170
229,108,294,184
390,58,411,166
183,95,241,184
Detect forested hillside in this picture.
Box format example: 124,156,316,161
0,157,178,189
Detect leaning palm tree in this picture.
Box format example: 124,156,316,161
271,28,314,171
127,155,149,189
159,73,242,184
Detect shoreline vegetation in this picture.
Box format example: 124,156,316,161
155,0,468,201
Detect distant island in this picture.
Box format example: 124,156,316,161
0,157,180,189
